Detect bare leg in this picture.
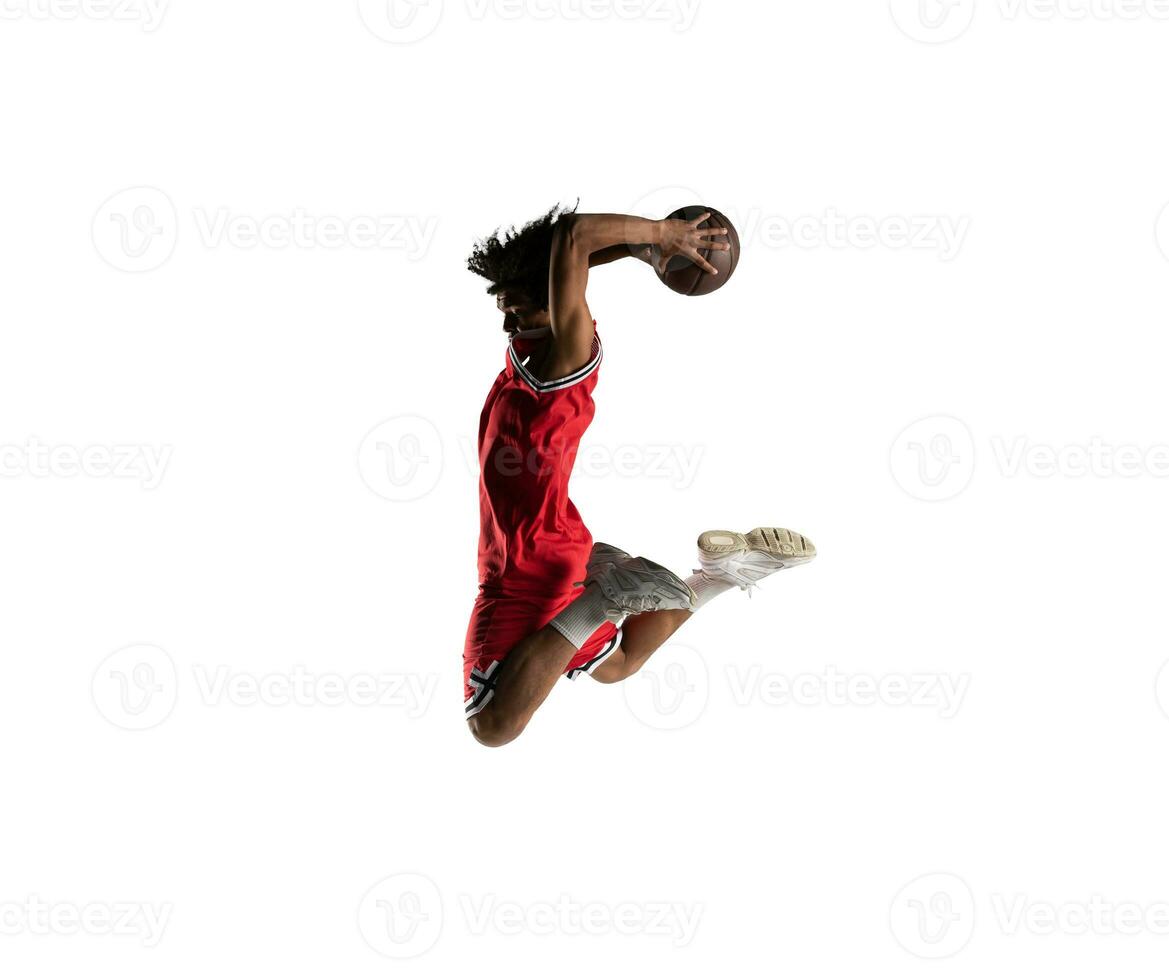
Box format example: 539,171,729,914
467,562,698,747
590,608,693,684
466,627,578,748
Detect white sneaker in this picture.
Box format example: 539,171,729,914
696,527,816,594
585,542,697,619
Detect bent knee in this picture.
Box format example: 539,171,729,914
466,709,526,748
590,652,638,684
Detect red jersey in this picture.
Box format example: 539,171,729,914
475,326,602,597
463,325,620,718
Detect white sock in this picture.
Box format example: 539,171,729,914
548,584,611,649
685,571,736,611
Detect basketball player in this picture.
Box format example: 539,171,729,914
463,205,815,747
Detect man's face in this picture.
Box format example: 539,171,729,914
495,288,547,336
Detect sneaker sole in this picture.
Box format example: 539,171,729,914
697,527,816,564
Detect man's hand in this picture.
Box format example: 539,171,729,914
654,212,730,276
545,211,729,381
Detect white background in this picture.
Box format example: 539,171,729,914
3,0,1169,975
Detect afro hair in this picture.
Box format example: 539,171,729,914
466,202,578,309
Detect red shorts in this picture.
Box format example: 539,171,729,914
463,590,622,718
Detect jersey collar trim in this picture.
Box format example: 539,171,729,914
508,334,602,393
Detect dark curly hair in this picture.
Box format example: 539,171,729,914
466,202,578,309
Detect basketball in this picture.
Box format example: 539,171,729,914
653,205,740,296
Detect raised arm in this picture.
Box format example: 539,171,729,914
588,242,653,268
543,212,728,380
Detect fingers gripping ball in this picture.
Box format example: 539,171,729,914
652,205,740,296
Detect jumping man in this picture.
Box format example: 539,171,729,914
463,204,815,747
